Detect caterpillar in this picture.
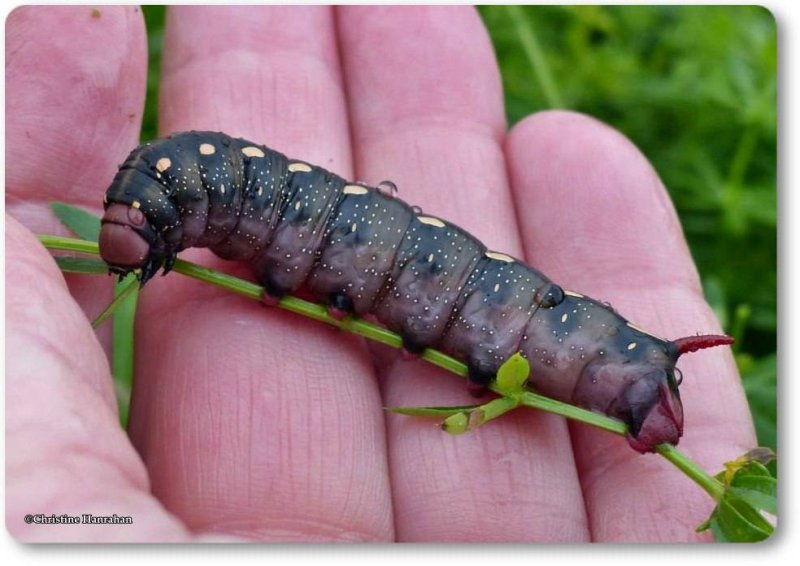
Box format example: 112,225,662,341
99,131,733,453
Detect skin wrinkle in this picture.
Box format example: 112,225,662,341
354,115,504,152
160,49,346,142
7,404,149,499
162,6,340,76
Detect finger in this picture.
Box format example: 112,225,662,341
338,6,589,541
6,216,190,541
127,6,392,541
507,111,756,541
5,5,147,341
6,5,146,230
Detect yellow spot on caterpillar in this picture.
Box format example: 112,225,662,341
155,157,172,172
418,215,445,228
242,146,265,158
295,201,302,210
288,162,312,173
627,342,638,350
199,143,216,155
564,290,584,298
427,253,434,262
220,184,226,194
103,195,108,204
351,222,357,232
493,283,501,293
485,251,515,263
626,322,664,341
131,200,141,209
343,184,369,195
561,313,569,323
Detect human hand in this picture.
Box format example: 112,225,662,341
6,5,756,542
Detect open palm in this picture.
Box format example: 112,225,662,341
6,6,755,542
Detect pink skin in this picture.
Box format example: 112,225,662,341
5,6,756,542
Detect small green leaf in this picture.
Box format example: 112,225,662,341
496,352,530,393
723,449,775,485
54,257,110,274
710,493,774,542
442,412,470,434
50,202,102,242
728,463,777,515
386,404,482,418
700,448,778,542
729,483,777,517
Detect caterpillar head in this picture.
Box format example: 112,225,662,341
579,333,733,453
522,292,733,452
100,202,174,285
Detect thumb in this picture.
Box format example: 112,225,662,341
5,215,189,541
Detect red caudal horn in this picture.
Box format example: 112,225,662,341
673,334,735,355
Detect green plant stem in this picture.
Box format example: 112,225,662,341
38,235,99,255
38,234,726,503
505,4,564,108
656,443,725,501
111,275,139,426
91,275,138,329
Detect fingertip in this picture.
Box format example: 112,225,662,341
6,5,147,214
506,109,700,295
338,5,505,143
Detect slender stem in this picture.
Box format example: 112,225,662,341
505,5,564,108
519,391,627,436
38,234,726,504
111,275,139,427
726,123,757,189
91,275,138,329
38,234,99,254
656,444,725,501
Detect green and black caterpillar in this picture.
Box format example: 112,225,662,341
99,131,733,453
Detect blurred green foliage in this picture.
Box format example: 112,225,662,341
140,6,776,452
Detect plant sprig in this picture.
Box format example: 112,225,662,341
37,202,776,542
